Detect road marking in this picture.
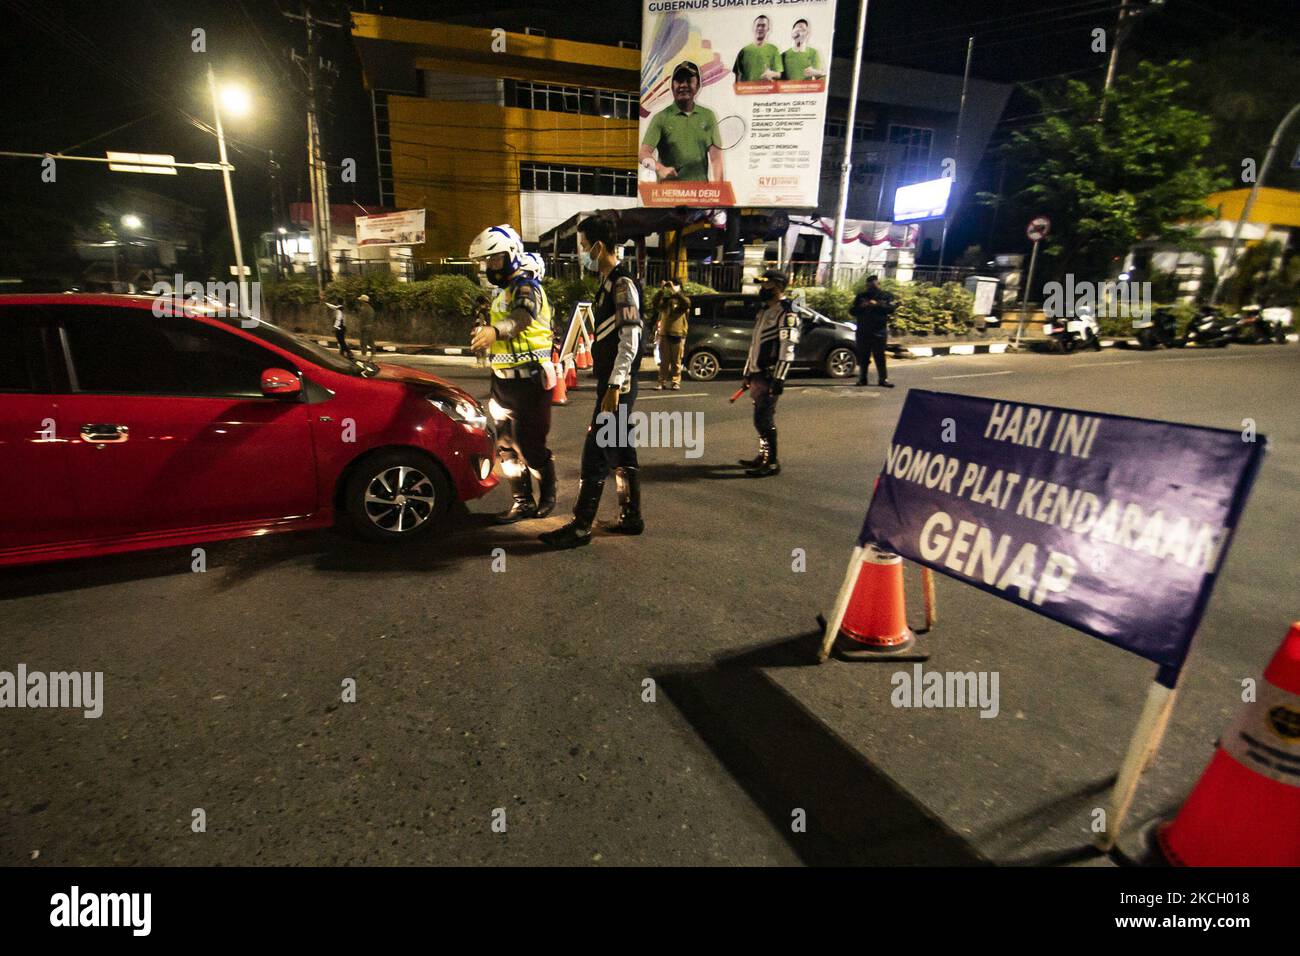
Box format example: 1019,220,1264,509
1066,360,1140,368
638,392,708,400
933,370,1014,380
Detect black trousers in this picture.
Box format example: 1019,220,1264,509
749,372,779,436
580,377,639,482
335,326,353,358
490,375,553,471
856,333,888,383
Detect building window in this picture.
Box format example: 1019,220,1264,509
887,124,934,185
504,79,635,119
520,162,636,197
824,119,875,140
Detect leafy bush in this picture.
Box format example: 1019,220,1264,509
800,280,977,336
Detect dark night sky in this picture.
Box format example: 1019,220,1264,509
2,0,1296,260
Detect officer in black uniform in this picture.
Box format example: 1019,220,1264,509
852,275,895,387
540,216,645,549
738,269,800,477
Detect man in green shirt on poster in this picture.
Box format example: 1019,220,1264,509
732,15,783,82
640,61,724,182
782,19,827,80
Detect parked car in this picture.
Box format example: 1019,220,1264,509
651,293,858,382
0,294,497,567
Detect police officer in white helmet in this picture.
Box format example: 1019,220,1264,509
468,225,558,522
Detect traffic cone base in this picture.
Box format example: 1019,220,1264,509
1157,622,1300,866
833,545,928,662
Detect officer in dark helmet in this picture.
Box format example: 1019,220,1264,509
738,269,799,477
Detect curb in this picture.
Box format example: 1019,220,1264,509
311,338,469,356
893,342,1012,358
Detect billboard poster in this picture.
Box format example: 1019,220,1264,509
639,0,838,208
861,390,1265,676
356,209,426,246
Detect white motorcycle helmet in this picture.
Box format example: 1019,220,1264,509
468,224,525,288
518,252,546,281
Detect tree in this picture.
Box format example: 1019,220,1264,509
984,60,1229,285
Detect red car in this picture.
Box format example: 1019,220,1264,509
0,294,497,567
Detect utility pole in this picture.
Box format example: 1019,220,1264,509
1212,101,1300,304
285,1,343,293
1097,0,1132,121
206,63,246,300
1097,0,1165,121
829,0,870,289
937,35,974,272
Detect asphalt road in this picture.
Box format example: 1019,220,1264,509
3,342,1296,866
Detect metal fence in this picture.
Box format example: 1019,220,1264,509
408,256,981,291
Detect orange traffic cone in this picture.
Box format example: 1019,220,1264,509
834,545,922,661
1157,622,1300,866
575,337,593,370
565,360,578,390
550,352,569,406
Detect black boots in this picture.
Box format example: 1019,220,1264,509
497,457,557,523
535,458,557,518
496,469,537,523
738,438,767,468
538,478,604,549
599,467,644,535
745,430,781,477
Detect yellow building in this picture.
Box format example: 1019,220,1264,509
351,13,640,261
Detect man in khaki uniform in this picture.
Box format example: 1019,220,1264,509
356,294,377,361
653,279,690,389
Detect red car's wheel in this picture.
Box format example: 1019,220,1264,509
343,449,450,542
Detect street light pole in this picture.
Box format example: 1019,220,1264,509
1212,101,1300,305
829,0,870,289
937,35,974,272
207,64,246,303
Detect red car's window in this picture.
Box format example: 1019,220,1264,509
59,307,291,398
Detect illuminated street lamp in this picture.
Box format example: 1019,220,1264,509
206,64,251,295
121,213,143,231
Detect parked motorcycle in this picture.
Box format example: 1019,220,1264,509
1043,305,1101,353
1182,306,1234,348
1133,306,1180,349
1229,305,1286,345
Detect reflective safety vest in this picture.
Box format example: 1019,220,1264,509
489,278,554,372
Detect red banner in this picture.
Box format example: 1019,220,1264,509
639,181,737,207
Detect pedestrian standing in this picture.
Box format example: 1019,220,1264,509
653,278,690,389
540,216,645,549
322,291,353,360
852,275,895,387
468,224,559,523
357,294,376,361
738,269,799,478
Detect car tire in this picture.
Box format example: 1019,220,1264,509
341,448,451,543
823,346,858,379
686,349,721,382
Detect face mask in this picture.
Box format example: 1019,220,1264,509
580,242,601,273
760,286,777,301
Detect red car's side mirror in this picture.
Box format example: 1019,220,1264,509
261,368,302,398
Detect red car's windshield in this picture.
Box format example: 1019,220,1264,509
214,315,370,376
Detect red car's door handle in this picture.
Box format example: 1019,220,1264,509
81,424,129,443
